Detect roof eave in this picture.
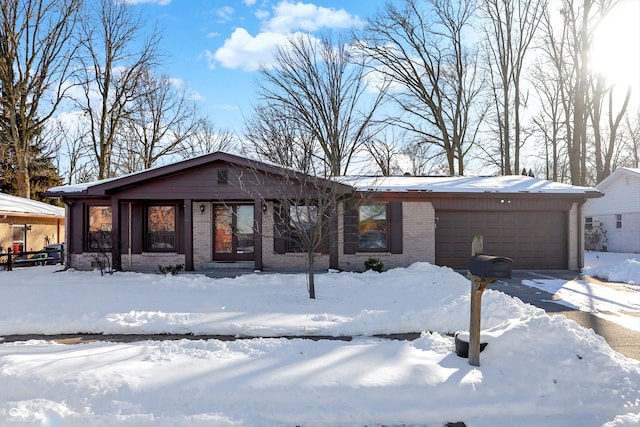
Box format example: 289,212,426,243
0,211,64,219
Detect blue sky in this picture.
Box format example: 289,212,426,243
129,1,387,134
126,0,639,140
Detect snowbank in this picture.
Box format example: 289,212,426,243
0,262,638,426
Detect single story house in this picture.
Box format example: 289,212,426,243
0,192,65,253
584,167,640,253
46,152,601,272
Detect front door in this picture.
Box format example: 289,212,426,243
213,204,255,262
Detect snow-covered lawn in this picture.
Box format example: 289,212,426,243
1,259,639,426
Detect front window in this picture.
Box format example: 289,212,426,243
359,204,388,251
616,214,622,229
287,204,318,252
146,205,176,251
88,206,112,250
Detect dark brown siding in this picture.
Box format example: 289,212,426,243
70,202,84,254
435,210,567,269
109,163,314,201
389,201,403,254
343,203,358,254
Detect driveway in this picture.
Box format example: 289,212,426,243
487,270,640,361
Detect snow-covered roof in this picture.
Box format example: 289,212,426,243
340,174,600,195
47,176,118,194
0,192,65,218
595,167,640,190
46,149,600,197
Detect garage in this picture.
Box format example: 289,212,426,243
435,207,567,270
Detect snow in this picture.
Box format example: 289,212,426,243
584,251,640,285
522,252,640,331
340,175,599,194
0,192,64,217
1,259,639,426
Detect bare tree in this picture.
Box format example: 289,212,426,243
181,117,235,158
244,103,316,172
0,0,81,198
236,151,354,299
270,173,343,300
537,0,625,185
402,140,446,176
589,76,632,182
623,110,640,168
358,0,484,176
530,55,565,182
113,70,201,174
481,0,547,175
364,134,402,176
74,0,161,179
257,33,387,176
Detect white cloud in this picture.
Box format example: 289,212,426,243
216,6,234,22
255,9,270,20
168,77,204,101
265,1,363,33
210,28,291,72
211,1,363,72
243,0,257,5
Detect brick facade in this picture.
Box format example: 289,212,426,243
339,201,435,272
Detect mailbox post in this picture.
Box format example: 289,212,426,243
467,236,513,366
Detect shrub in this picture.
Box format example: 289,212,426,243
364,257,384,273
158,264,184,275
585,219,608,251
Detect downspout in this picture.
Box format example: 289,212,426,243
63,199,72,269
128,202,132,269
577,200,585,270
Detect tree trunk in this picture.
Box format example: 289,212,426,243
14,166,30,199
307,253,316,299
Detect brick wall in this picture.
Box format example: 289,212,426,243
71,252,186,272
192,201,212,270
260,201,330,270
339,201,436,272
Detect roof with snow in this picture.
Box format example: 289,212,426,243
0,192,65,218
595,167,640,190
45,151,600,198
340,175,600,195
46,151,352,196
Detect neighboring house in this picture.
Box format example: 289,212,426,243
584,167,640,253
46,152,600,272
0,192,65,253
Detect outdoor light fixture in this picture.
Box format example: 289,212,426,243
200,204,205,214
262,203,268,213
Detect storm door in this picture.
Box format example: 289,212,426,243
213,204,255,261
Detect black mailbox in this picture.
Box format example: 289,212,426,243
469,255,513,280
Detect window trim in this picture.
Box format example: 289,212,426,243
357,203,389,252
86,204,113,251
144,203,178,252
285,204,320,253
585,216,593,230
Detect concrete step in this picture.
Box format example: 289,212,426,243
203,261,255,270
